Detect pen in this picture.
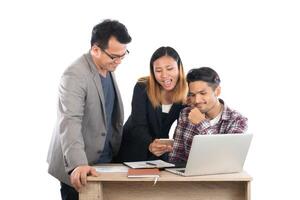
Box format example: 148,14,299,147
146,162,157,166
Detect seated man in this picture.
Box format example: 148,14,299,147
169,67,248,164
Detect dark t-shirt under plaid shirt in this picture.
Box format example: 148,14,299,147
169,99,248,163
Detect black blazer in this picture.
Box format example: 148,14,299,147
117,82,185,162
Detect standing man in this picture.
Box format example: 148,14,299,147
47,19,131,200
169,67,248,164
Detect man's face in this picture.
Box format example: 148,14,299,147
188,81,220,114
93,36,128,73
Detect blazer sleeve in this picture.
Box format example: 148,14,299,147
58,69,88,173
124,82,153,160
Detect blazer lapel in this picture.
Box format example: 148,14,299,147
161,104,180,129
84,53,107,128
165,104,177,125
155,106,162,136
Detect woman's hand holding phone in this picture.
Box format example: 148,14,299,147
149,139,173,157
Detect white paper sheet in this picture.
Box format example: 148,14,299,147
94,165,129,173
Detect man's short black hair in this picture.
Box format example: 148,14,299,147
186,67,221,90
90,19,132,49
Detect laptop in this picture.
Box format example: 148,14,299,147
166,133,253,176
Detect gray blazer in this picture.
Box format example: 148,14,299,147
47,52,124,186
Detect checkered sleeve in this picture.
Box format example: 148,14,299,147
168,111,187,163
225,114,248,133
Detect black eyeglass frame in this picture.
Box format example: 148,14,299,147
97,45,129,61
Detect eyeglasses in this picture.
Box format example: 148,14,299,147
97,45,129,62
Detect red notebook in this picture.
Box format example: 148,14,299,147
127,168,160,178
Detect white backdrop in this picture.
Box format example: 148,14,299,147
1,0,299,199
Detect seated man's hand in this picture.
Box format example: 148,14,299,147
188,107,205,124
149,139,173,157
70,165,99,192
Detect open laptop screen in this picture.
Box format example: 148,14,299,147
167,133,253,176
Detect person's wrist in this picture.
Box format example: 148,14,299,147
148,143,153,153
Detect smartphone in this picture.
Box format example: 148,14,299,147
158,138,174,146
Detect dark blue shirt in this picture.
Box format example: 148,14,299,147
97,72,115,163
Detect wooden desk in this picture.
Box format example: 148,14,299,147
80,167,252,200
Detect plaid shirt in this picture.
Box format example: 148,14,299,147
169,99,248,163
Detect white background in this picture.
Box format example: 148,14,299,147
1,0,300,199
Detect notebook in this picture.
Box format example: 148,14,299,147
124,159,175,169
166,133,253,176
127,168,160,178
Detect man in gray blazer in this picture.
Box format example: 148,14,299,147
47,19,131,200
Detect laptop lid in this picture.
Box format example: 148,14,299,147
172,133,253,176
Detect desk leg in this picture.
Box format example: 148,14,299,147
79,182,103,200
246,181,251,200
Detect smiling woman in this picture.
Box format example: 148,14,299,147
153,56,179,92
117,46,188,162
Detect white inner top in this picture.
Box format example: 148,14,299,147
162,104,173,113
209,110,223,126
